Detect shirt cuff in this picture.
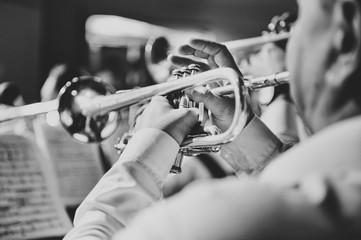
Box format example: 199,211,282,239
221,115,284,176
120,128,180,186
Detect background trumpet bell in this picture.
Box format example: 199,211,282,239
58,76,120,143
145,36,173,84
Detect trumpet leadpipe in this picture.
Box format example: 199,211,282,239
211,71,289,95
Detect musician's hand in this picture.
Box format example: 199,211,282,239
134,96,199,145
169,38,254,131
184,86,253,132
169,39,242,73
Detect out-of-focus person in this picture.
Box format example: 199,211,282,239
64,0,361,239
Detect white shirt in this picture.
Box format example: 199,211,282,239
64,115,361,240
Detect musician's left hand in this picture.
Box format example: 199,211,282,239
169,39,242,73
169,39,254,132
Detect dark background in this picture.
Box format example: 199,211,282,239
0,0,297,102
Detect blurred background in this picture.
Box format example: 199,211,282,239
0,2,299,238
0,0,296,103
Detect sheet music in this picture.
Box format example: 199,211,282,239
0,134,72,240
34,116,104,206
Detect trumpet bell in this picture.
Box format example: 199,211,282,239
145,36,173,84
58,76,120,143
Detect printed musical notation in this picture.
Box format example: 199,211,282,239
34,117,104,206
0,134,72,240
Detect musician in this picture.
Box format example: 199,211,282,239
64,0,361,239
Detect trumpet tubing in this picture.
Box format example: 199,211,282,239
223,32,290,53
0,70,289,124
211,71,289,95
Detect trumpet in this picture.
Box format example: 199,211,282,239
112,68,289,173
0,68,288,174
74,67,245,147
0,69,289,140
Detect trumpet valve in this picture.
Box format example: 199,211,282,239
181,125,222,156
188,64,201,75
171,69,184,79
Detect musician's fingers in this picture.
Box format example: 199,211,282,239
177,45,210,59
177,43,219,69
189,39,227,56
185,86,223,112
189,39,243,73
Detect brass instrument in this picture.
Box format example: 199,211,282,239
213,71,289,94
0,68,235,137
114,69,289,173
77,67,244,148
0,16,293,172
0,68,289,174
0,13,295,174
0,68,289,134
115,64,223,174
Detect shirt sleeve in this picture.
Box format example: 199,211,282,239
113,173,361,240
63,128,179,240
221,115,292,177
260,96,301,144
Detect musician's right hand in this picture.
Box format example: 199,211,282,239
169,38,254,132
134,96,199,145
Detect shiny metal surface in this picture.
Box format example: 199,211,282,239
58,76,120,143
0,69,289,145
